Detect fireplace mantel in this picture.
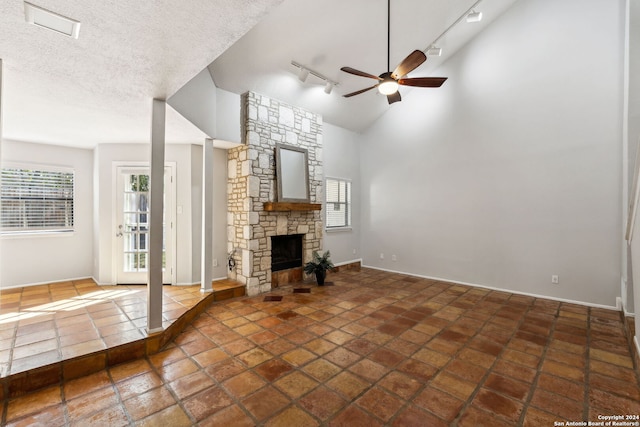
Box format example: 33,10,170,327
263,202,322,212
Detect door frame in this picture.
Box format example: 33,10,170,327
111,161,177,285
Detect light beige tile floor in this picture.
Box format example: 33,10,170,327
0,279,242,377
2,268,640,426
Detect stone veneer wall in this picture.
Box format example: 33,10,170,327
227,92,323,296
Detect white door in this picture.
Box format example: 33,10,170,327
116,166,173,284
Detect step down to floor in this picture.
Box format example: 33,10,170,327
0,279,245,400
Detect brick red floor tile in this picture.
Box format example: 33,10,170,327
299,386,348,421
414,386,464,422
182,385,234,422
1,268,639,426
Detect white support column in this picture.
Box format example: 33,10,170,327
147,99,166,333
201,138,214,292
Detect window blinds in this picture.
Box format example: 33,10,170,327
1,168,74,233
326,178,351,228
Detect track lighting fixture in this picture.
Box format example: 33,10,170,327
291,61,338,95
423,0,483,58
466,9,483,23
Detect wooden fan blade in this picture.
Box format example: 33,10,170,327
398,77,448,87
387,91,401,104
343,85,378,98
340,67,382,80
391,50,427,79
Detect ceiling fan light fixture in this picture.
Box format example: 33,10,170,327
427,46,442,57
340,0,446,102
466,9,483,23
378,77,399,95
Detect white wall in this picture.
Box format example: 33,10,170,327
360,0,624,306
1,140,93,287
211,146,229,279
167,68,218,139
188,144,229,280
93,143,228,285
626,0,640,352
190,145,203,280
323,123,361,265
216,88,242,143
629,210,640,353
167,70,243,146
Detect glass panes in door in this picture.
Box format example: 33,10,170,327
122,174,165,272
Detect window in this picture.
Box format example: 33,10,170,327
326,178,351,229
1,167,74,233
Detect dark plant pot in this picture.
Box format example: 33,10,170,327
315,270,326,286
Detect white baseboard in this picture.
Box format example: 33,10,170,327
622,301,636,318
362,264,618,311
92,276,113,286
0,275,95,290
335,258,363,267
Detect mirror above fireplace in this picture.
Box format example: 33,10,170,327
275,143,310,203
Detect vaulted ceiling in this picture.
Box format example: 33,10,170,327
210,0,519,133
0,0,519,148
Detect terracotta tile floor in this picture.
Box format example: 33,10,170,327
2,268,640,426
0,278,241,377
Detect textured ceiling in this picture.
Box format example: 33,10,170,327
0,0,283,147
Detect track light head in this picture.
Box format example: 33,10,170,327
466,9,483,23
298,68,309,82
324,82,333,94
426,46,442,57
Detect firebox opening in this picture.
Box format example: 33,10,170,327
271,234,303,272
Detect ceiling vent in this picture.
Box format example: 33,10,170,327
24,2,81,39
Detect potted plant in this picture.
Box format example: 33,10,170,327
304,250,335,285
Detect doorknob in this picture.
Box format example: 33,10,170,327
116,224,123,237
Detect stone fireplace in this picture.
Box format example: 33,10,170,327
227,92,323,296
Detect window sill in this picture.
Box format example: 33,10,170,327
1,230,75,239
325,227,352,233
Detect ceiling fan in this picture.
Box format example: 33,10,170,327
340,0,447,104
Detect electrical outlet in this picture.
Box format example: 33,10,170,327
380,253,384,260
551,275,559,284
213,259,218,267
353,248,356,255
391,254,397,261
